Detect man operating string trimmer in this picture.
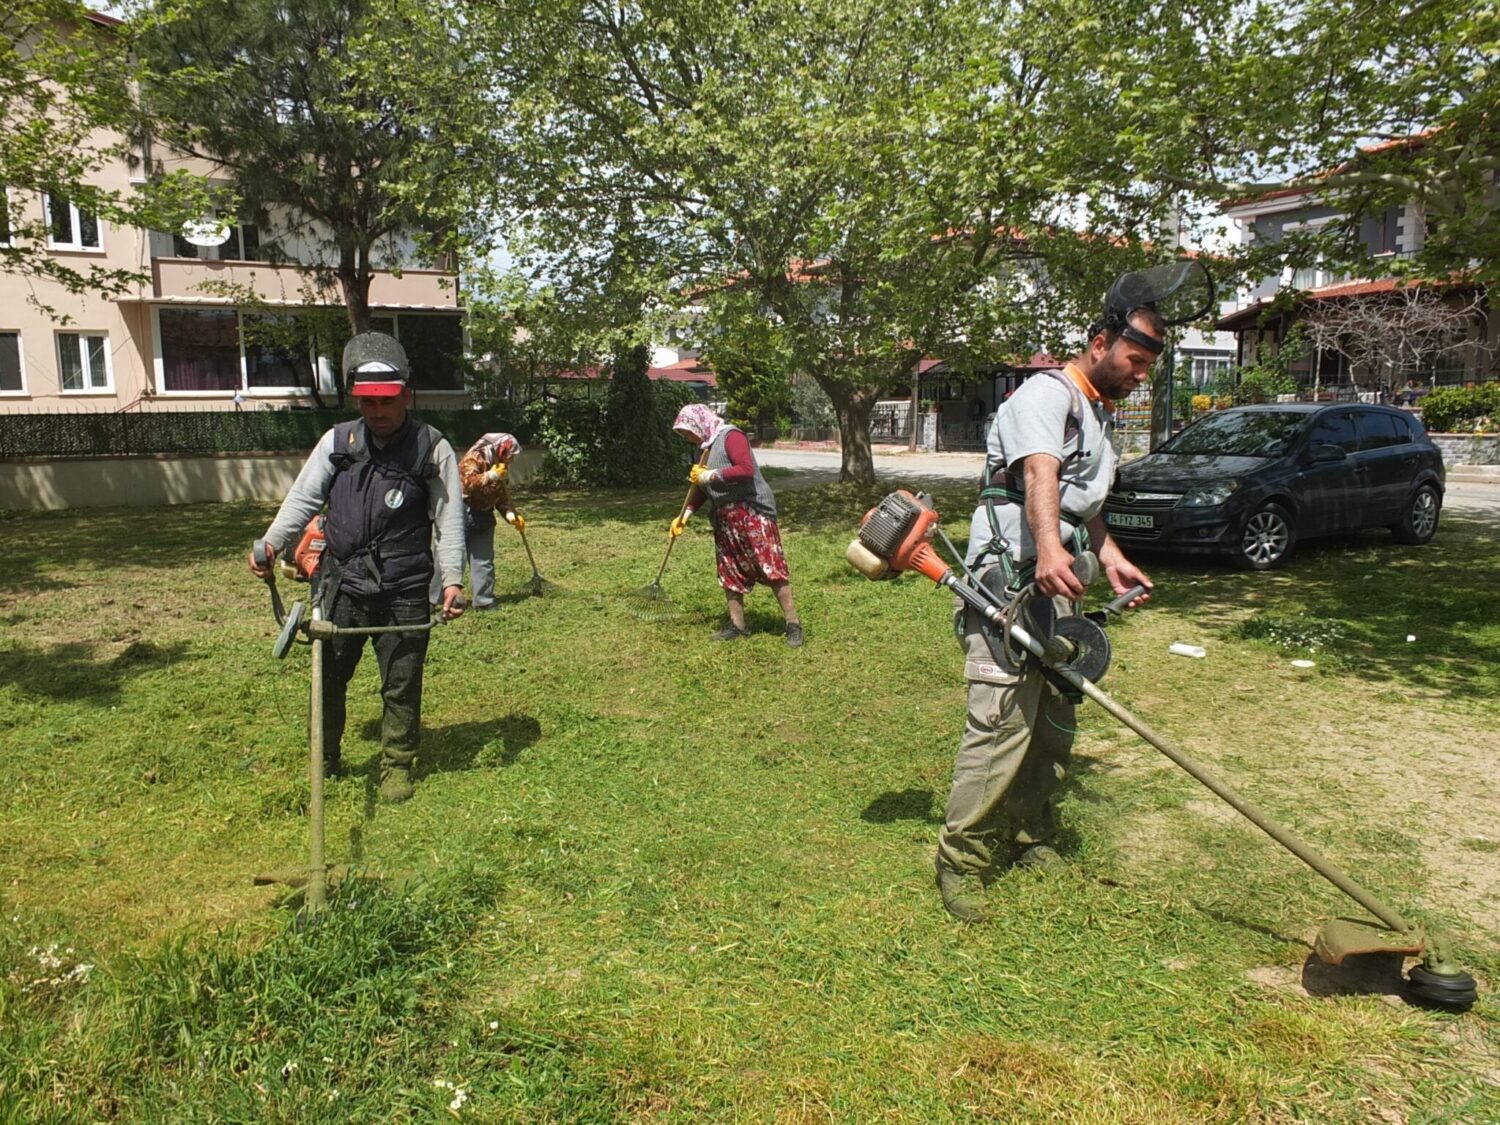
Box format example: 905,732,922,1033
935,278,1166,922
247,332,466,805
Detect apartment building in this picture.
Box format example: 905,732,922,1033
1,19,466,416
1215,138,1495,390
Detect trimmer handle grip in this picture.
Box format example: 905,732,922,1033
1103,584,1150,617
252,538,273,569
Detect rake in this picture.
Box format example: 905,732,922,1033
515,524,559,597
625,449,708,621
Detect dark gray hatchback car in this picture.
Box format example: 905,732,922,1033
1103,404,1445,569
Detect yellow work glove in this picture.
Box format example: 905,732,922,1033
688,463,717,487
669,514,690,539
504,511,526,532
486,463,509,483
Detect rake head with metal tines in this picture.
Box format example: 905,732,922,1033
624,576,683,622
516,525,560,597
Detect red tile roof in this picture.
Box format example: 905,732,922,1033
647,358,718,387
1221,131,1439,211
1216,274,1476,331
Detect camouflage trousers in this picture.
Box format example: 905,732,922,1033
937,597,1076,876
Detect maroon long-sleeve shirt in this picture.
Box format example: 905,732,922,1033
686,429,754,512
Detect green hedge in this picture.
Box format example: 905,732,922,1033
1419,384,1500,434
0,388,699,488
525,377,696,488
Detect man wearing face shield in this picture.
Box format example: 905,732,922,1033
934,287,1164,922
247,332,466,804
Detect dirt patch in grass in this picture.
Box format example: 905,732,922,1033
1088,599,1500,943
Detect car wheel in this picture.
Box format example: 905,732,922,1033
1236,503,1296,570
1391,484,1440,545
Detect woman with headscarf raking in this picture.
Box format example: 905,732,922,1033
430,433,525,611
669,404,804,646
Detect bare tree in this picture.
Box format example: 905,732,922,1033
1300,287,1491,397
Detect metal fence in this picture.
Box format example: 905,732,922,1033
0,406,528,459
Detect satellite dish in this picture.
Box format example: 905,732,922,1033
181,218,231,248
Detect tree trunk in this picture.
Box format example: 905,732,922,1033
816,375,881,484
337,245,375,336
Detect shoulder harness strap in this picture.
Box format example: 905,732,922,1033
974,370,1093,566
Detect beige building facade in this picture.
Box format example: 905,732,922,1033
1,22,467,416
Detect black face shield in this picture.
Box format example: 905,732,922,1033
1095,261,1215,351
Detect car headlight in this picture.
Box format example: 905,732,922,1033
1180,480,1240,507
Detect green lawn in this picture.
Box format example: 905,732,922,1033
1,480,1496,1122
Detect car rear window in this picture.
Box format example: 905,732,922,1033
1355,410,1406,450
1161,410,1309,456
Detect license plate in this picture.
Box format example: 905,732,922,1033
1106,512,1154,529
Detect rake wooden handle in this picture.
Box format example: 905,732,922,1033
652,448,712,585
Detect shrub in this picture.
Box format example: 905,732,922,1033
526,366,695,488
1232,363,1298,405
603,344,670,487
1420,383,1500,433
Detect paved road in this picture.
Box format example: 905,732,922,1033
756,446,1500,522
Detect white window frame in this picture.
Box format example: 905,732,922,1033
152,305,317,397
1280,215,1342,292
56,331,113,394
240,310,320,392
1185,350,1235,387
0,330,27,396
44,192,104,252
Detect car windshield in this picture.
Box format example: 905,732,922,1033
1162,410,1309,457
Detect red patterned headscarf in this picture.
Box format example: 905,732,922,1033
673,404,728,449
467,432,522,467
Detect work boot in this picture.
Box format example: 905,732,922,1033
935,853,986,923
711,624,750,642
785,622,805,648
378,765,414,804
1016,844,1064,870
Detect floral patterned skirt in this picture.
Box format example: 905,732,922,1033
711,502,790,593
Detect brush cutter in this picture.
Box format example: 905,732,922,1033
252,539,443,923
847,490,1478,1012
626,449,710,621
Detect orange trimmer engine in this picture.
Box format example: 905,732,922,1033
280,514,327,582
846,490,953,584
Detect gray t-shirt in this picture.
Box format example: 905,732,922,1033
965,368,1117,566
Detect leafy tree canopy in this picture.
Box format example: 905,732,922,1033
133,0,520,337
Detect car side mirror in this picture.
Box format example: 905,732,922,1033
1307,442,1347,463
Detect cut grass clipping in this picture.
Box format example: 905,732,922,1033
1,485,1496,1122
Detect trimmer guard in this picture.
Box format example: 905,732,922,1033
272,599,305,660
1314,916,1425,965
